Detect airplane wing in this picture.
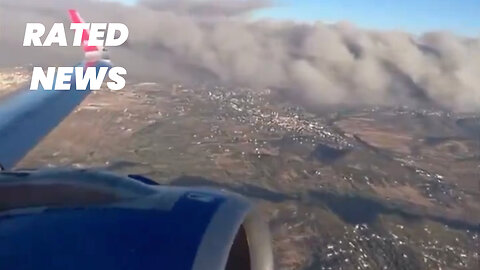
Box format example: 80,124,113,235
68,9,101,53
0,9,275,270
0,10,110,170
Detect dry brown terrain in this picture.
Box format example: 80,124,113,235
2,69,480,270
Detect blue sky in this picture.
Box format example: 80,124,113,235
257,0,478,36
116,0,478,36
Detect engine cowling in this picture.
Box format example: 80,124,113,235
0,169,274,270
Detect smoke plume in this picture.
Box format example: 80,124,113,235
0,0,479,112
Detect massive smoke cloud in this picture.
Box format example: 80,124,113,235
140,0,272,17
0,0,479,112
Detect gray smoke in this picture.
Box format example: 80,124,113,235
0,0,479,112
140,0,271,17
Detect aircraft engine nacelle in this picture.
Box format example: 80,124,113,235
0,169,274,270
